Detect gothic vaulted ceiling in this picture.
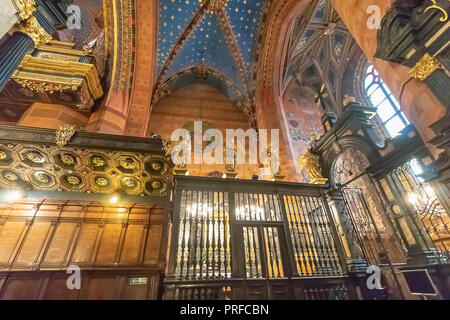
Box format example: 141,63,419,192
283,0,361,114
154,0,268,112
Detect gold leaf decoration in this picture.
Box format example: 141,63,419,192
408,53,442,81
56,124,76,147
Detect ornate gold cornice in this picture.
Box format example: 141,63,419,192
13,78,80,93
14,55,103,98
13,15,52,46
37,40,89,56
12,0,36,21
408,53,442,81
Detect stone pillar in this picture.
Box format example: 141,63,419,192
330,0,447,160
86,90,129,135
86,0,157,137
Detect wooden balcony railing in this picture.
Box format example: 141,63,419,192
165,176,353,300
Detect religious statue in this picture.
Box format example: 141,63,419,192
298,148,328,185
224,143,238,178
267,144,284,181
343,95,356,107
163,138,189,175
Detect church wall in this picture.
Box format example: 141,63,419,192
255,89,301,182
17,103,89,130
147,83,259,179
282,84,324,183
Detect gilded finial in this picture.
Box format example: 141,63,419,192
56,124,76,147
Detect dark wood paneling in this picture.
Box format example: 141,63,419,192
0,270,163,300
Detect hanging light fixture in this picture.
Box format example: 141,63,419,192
196,51,208,80
208,0,230,14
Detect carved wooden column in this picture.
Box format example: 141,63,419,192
0,31,35,91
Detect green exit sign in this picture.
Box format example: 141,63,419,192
130,277,148,285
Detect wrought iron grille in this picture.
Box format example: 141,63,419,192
389,161,450,261
342,188,389,265
332,147,406,265
283,194,343,276
303,283,349,300
175,190,231,280
235,193,282,221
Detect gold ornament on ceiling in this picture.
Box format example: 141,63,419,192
151,162,162,171
92,156,106,167
123,177,137,188
35,172,50,184
4,172,18,181
56,124,76,147
0,141,169,197
67,175,81,185
0,151,7,160
95,176,108,186
26,150,45,163
61,154,75,166
120,157,137,170
151,180,162,190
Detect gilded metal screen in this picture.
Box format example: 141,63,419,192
283,195,343,276
166,177,350,299
262,226,285,278
242,226,263,278
170,178,346,282
242,226,285,278
389,162,450,260
235,193,282,221
175,190,231,280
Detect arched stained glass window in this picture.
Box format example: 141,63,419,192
364,65,409,138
